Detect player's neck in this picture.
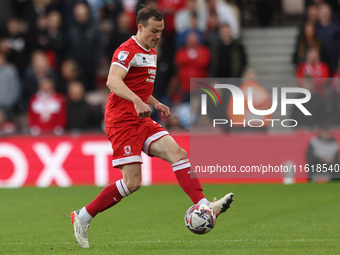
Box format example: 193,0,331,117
135,34,150,50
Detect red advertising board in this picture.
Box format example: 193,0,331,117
1,131,339,187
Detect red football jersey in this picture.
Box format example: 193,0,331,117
105,36,157,127
28,92,66,132
296,62,330,97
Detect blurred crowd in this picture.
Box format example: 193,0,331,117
0,0,339,136
292,0,340,129
0,0,247,136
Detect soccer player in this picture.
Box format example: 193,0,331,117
70,6,234,248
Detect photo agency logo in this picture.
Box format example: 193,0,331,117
198,82,312,128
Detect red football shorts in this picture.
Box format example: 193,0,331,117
106,118,169,168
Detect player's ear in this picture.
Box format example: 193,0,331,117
137,23,143,32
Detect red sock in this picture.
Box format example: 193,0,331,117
86,179,132,217
172,159,205,204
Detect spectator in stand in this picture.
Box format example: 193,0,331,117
3,17,29,77
0,0,14,33
305,0,325,8
153,37,176,112
59,59,81,94
107,12,134,57
86,0,106,23
315,3,340,73
98,18,114,63
210,23,247,78
305,0,340,18
45,11,67,68
176,11,205,48
0,108,16,136
21,0,52,36
206,10,220,52
293,21,327,66
105,0,124,29
306,4,319,24
165,114,184,131
22,50,59,109
66,81,95,131
226,0,241,33
331,58,340,91
306,123,340,182
28,77,66,136
68,2,101,91
136,0,158,13
31,10,67,69
30,13,48,51
204,0,239,39
329,59,340,125
291,78,327,128
296,47,330,97
175,32,210,102
157,0,186,75
0,51,21,115
226,69,272,132
174,0,206,35
121,0,138,32
158,0,186,37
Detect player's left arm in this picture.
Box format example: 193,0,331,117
148,95,171,118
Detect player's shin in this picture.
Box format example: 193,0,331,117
172,158,206,204
83,179,132,221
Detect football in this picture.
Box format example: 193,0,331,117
184,204,216,234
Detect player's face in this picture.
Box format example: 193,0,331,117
140,18,164,49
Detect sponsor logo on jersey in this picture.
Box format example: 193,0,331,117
146,78,155,83
146,68,157,83
118,51,129,61
148,69,156,75
134,53,157,67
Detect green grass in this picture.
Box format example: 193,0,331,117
0,183,339,254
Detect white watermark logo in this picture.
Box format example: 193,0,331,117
200,84,311,128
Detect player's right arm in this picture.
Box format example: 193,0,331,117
106,64,151,119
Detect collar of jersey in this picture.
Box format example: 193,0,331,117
132,36,151,52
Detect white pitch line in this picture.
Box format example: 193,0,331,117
113,239,340,244
5,239,340,245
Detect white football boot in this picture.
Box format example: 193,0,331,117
70,210,90,248
209,193,234,217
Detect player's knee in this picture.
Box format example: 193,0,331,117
178,148,188,159
158,144,188,164
131,182,141,192
172,147,188,164
125,179,141,192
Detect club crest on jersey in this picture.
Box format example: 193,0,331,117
118,51,129,61
124,145,133,156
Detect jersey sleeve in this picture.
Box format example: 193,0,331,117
111,47,135,72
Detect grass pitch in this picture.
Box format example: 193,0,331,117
1,183,339,255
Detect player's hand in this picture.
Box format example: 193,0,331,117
155,102,171,118
134,99,151,119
